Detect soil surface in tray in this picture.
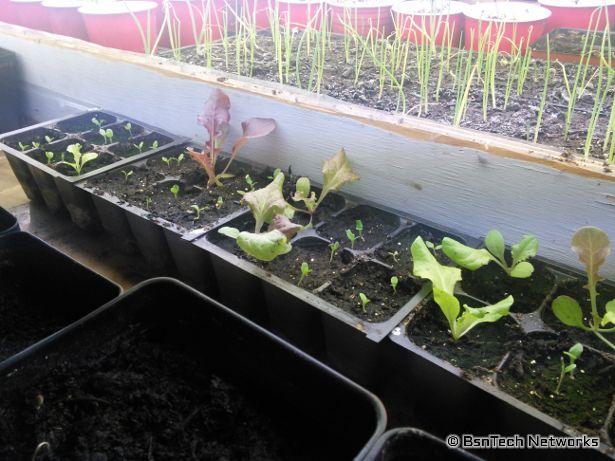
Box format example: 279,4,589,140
460,260,556,314
497,334,615,440
55,112,117,134
170,33,615,164
317,204,400,251
0,324,319,460
407,296,524,378
319,261,420,322
542,279,615,353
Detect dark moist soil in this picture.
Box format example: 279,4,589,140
88,149,272,233
407,296,523,379
319,261,420,322
4,128,66,151
317,204,400,251
108,132,173,158
460,260,557,314
0,325,317,460
260,237,352,291
171,32,615,164
54,112,117,134
533,29,615,55
542,279,615,353
498,334,615,438
0,272,75,363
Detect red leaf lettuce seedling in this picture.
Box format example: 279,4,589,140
551,226,615,351
442,230,538,278
412,236,514,340
187,89,276,188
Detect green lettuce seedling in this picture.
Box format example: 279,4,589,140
346,229,357,249
298,262,312,287
388,250,399,264
56,143,98,175
144,197,152,210
551,227,615,351
121,170,133,182
134,142,144,154
92,117,104,128
99,128,113,144
412,236,513,341
44,152,54,165
359,293,370,313
44,135,54,144
391,276,399,294
32,142,40,149
124,122,133,137
190,204,208,220
150,140,159,150
442,230,538,278
356,219,364,241
170,184,180,200
18,142,30,152
555,343,583,395
215,196,224,209
329,241,340,262
245,174,257,191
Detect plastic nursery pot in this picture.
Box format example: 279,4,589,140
0,232,121,368
0,109,185,231
159,0,228,49
328,0,396,37
363,428,483,461
463,1,552,54
392,0,465,46
42,0,89,40
78,1,158,53
0,278,386,459
9,0,52,31
0,207,19,236
538,0,615,33
278,0,325,29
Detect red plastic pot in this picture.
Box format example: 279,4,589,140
242,0,271,28
538,0,615,32
9,0,52,31
328,0,395,37
159,0,231,48
392,0,464,46
42,0,88,40
463,1,551,53
79,1,158,53
0,0,18,24
277,0,324,29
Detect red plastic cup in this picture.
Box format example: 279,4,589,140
0,0,18,24
328,0,395,37
10,0,53,31
278,0,324,29
463,2,551,53
393,0,464,46
159,0,230,48
538,0,615,33
42,0,88,40
79,1,158,53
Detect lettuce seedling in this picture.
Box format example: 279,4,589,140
32,142,40,149
56,143,98,175
121,170,133,182
391,276,399,294
190,204,208,220
18,142,30,152
442,230,538,278
92,117,104,128
245,174,257,191
292,148,359,225
44,135,54,144
412,236,513,340
145,197,152,211
359,293,370,313
151,140,159,150
298,262,312,287
134,141,144,154
555,343,583,395
346,229,357,249
99,128,113,144
44,151,54,165
388,250,400,264
188,89,276,188
124,122,133,137
551,227,615,351
356,219,364,241
170,184,180,200
215,196,224,209
329,241,340,262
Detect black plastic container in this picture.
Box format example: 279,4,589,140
0,110,187,230
0,232,121,368
363,428,483,461
0,278,386,460
0,206,19,236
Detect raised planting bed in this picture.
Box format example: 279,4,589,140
159,29,615,166
0,232,120,368
0,278,386,459
0,109,186,230
0,206,19,236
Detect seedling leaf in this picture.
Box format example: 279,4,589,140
571,226,611,283
441,237,492,271
413,236,462,294
552,295,586,328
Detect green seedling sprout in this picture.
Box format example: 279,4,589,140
150,140,159,150
92,117,104,128
555,343,583,395
44,135,54,144
190,204,208,220
245,174,257,191
388,250,400,264
121,170,133,182
551,227,615,351
391,276,399,294
170,184,180,200
298,261,312,287
145,197,152,211
32,142,40,150
134,142,144,154
161,156,171,168
124,122,133,137
18,142,30,152
359,293,370,313
356,219,364,241
44,151,54,165
442,230,538,279
215,196,224,209
346,229,357,250
329,241,340,262
56,143,98,176
99,128,113,145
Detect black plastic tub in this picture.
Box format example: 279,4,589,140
0,278,386,460
0,206,19,236
0,232,121,368
363,428,483,461
0,110,187,230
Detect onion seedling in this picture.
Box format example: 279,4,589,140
442,230,538,279
44,151,54,165
346,229,357,249
190,204,208,220
124,122,133,137
298,261,312,287
359,293,370,313
170,184,180,200
56,143,98,176
555,343,583,395
99,128,113,145
551,226,615,351
121,170,133,182
391,276,399,294
329,241,340,262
